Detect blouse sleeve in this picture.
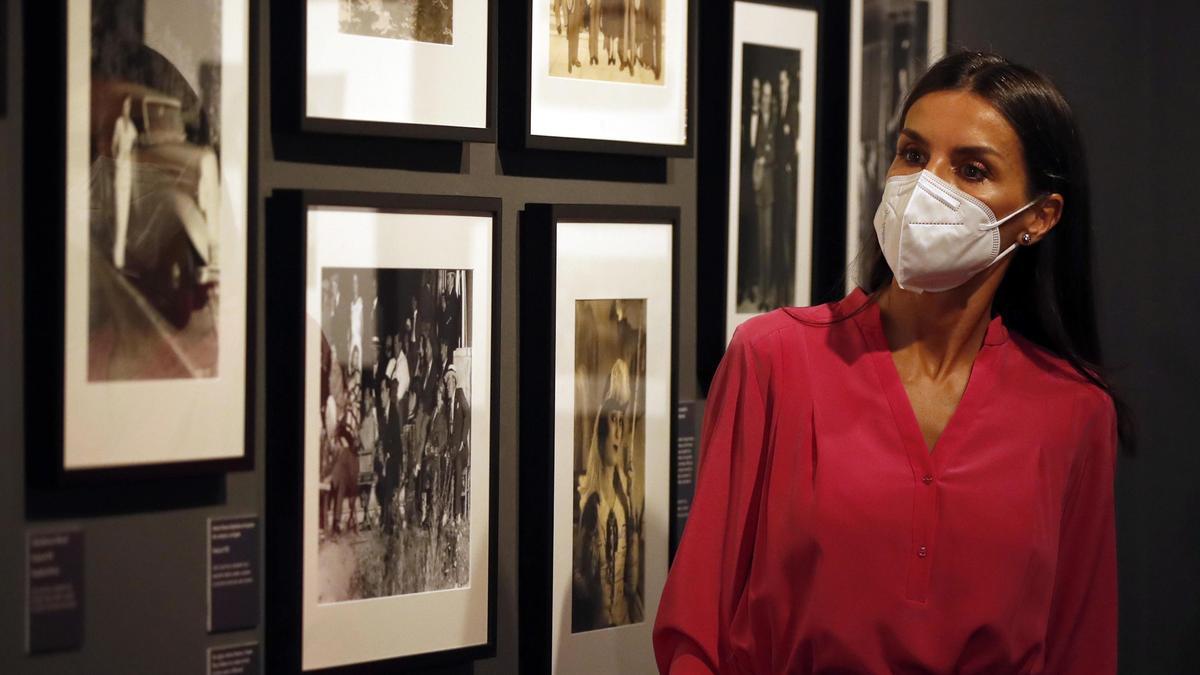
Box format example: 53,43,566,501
1043,392,1119,674
652,328,771,674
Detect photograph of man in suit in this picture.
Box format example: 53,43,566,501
752,79,776,312
565,0,584,72
772,67,800,308
736,45,803,315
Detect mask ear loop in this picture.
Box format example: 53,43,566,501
990,194,1045,229
990,194,1049,264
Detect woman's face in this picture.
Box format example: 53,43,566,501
602,408,625,467
887,89,1056,251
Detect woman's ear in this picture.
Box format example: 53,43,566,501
1027,192,1064,243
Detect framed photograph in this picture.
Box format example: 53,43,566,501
695,0,847,394
265,191,499,672
524,0,694,156
281,0,496,141
23,0,251,479
725,0,819,341
845,0,946,289
519,205,678,673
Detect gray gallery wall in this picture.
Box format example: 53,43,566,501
1,1,1197,674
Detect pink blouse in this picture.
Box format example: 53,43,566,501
654,288,1118,673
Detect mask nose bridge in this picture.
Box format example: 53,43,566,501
916,171,963,212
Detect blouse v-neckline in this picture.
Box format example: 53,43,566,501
847,288,1009,470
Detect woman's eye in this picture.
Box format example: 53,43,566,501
901,148,924,164
960,163,989,181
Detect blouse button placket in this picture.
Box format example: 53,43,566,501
906,468,937,603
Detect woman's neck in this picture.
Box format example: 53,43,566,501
597,463,617,503
877,279,996,380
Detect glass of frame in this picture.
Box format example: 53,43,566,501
278,0,496,141
845,0,947,290
24,0,251,479
519,204,679,674
266,191,499,672
524,1,694,156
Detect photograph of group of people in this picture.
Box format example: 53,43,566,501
736,43,803,313
571,298,647,633
548,0,666,83
316,266,473,603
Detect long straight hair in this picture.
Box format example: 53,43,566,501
849,51,1135,452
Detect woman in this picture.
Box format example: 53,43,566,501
574,359,643,631
655,52,1129,673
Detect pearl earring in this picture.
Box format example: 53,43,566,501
1021,232,1032,245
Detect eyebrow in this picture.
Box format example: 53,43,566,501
898,128,1003,158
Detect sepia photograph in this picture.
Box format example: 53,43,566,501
518,210,675,673
547,0,665,84
528,1,690,152
571,298,646,633
735,43,802,314
86,0,226,381
338,0,454,45
302,0,489,136
316,267,472,603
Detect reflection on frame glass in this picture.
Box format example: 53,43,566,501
846,0,947,288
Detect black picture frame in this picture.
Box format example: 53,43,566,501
265,189,501,673
518,203,680,674
514,0,696,157
22,0,255,484
696,0,849,394
272,0,498,144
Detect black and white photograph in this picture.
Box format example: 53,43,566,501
734,43,801,314
724,1,817,343
317,267,472,603
46,0,249,473
298,0,491,139
518,207,675,674
547,0,664,84
277,196,496,672
846,0,945,287
571,298,646,633
87,0,226,381
527,0,690,153
338,0,453,45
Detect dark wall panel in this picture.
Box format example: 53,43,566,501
952,1,1200,672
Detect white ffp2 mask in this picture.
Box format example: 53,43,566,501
872,170,1039,294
